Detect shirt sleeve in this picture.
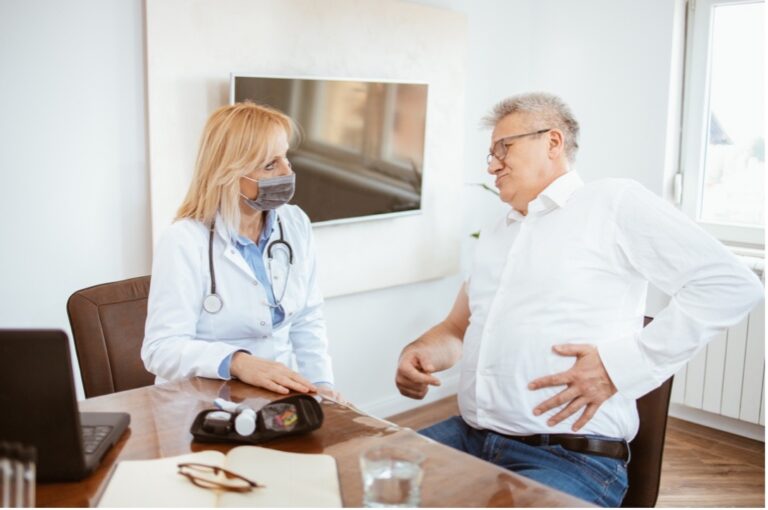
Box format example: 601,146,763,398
217,349,252,379
598,182,764,399
288,211,334,386
141,224,246,381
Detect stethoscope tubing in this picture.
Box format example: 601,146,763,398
204,214,293,314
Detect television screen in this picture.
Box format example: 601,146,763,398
231,75,427,224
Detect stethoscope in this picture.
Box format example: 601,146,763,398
202,215,294,314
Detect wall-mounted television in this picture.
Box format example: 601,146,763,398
231,75,428,225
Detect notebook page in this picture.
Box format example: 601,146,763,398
97,450,224,507
221,446,342,508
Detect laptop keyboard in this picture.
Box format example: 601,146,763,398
82,425,113,454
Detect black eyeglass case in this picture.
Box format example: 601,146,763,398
190,394,324,445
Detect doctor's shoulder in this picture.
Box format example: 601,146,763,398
276,205,316,272
277,204,312,234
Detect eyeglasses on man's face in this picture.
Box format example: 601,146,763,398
486,128,551,165
177,462,262,492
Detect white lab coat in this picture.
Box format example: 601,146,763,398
141,205,333,385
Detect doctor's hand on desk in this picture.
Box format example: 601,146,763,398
230,352,317,395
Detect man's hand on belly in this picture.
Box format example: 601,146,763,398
527,344,617,431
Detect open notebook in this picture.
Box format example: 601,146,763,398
97,446,342,507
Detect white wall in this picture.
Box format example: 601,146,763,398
525,0,681,195
415,0,683,194
0,0,151,398
0,0,685,417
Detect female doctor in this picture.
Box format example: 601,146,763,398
142,102,336,398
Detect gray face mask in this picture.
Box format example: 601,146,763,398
240,173,296,210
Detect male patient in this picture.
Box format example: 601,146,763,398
395,92,763,507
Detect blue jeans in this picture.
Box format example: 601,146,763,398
420,416,629,507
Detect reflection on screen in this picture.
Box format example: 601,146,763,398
233,76,427,224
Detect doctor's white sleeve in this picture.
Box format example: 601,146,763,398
141,224,244,381
598,182,764,400
288,215,334,386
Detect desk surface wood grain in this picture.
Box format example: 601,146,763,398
37,378,589,507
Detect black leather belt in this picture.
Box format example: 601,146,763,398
504,433,629,462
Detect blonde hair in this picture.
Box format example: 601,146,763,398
176,102,295,230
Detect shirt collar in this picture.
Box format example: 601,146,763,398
506,171,584,224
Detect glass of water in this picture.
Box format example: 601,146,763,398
360,445,425,508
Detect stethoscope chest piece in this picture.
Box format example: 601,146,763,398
203,293,223,314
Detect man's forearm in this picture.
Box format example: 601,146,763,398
402,283,469,372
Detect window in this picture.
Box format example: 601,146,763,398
679,0,764,247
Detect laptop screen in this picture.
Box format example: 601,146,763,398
0,329,88,480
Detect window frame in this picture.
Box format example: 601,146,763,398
678,0,765,247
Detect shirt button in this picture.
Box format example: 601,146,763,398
260,321,266,326
252,281,258,286
262,335,268,339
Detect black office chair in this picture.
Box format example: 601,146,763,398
621,316,674,507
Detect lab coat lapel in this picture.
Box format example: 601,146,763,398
213,217,255,279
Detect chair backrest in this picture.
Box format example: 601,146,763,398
66,276,154,398
622,316,674,507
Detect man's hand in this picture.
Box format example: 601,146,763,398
394,284,469,400
231,352,317,395
528,344,617,431
395,347,443,400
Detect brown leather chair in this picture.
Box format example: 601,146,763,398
67,276,154,398
621,317,674,507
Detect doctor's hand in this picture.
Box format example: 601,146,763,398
230,352,317,395
395,345,444,400
528,344,617,431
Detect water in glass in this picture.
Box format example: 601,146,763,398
360,446,424,508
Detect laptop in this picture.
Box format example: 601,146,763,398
0,329,130,481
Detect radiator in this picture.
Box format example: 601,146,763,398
670,256,765,428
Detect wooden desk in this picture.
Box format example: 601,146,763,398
38,378,589,507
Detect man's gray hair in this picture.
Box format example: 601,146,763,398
483,92,580,163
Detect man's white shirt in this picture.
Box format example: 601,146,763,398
460,171,763,441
